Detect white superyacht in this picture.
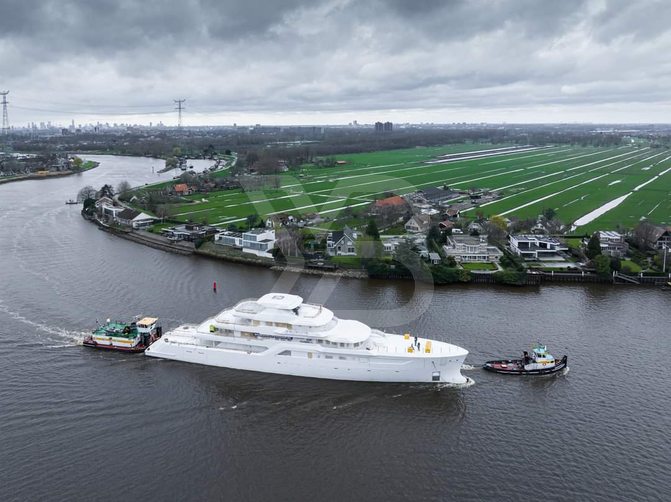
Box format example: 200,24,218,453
146,293,469,384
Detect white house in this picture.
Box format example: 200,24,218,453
96,197,124,219
129,211,157,229
509,234,568,260
241,228,276,258
443,235,503,263
215,228,276,258
215,230,243,247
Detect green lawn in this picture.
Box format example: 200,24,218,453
620,259,642,273
331,256,363,268
460,262,498,271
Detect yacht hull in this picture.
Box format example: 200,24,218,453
145,336,468,384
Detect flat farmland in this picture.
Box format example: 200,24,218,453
170,144,671,232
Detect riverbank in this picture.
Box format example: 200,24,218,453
0,161,99,186
85,216,671,287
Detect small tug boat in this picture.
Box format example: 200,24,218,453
483,343,568,375
65,199,78,205
83,317,162,353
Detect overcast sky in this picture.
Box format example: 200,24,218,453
2,0,670,126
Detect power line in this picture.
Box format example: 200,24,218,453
174,99,186,128
1,91,9,135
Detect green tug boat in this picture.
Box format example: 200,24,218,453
83,316,162,353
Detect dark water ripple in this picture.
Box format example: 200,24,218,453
0,156,670,501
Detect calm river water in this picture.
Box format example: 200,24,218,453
0,156,669,501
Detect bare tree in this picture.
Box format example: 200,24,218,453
116,180,131,195
76,185,97,202
633,221,661,250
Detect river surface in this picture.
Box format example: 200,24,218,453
0,155,669,501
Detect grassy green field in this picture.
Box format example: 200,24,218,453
159,143,671,233
460,262,498,271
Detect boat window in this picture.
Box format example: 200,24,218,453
325,355,333,359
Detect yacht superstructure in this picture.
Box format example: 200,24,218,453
145,293,469,384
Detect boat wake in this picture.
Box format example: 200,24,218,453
438,376,476,389
460,364,477,371
0,301,86,346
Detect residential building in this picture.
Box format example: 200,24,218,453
115,208,140,227
215,230,243,248
650,225,671,249
381,236,404,254
509,234,568,260
173,183,191,195
162,224,218,242
372,195,407,212
241,228,276,258
439,220,455,231
94,196,114,209
128,211,156,229
327,226,358,256
404,214,431,233
215,229,276,258
598,231,629,257
428,252,442,265
443,235,503,263
467,222,483,234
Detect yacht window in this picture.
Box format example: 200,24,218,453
339,343,344,347
325,355,333,359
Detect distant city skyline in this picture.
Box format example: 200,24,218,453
2,0,670,126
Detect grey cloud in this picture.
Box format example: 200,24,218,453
2,0,670,124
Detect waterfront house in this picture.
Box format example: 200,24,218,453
404,214,431,233
241,228,276,258
96,197,124,220
597,231,629,257
115,208,141,227
215,230,243,248
428,252,442,265
443,234,503,263
127,211,157,229
327,226,358,256
215,229,276,258
509,234,568,260
162,224,218,242
650,225,671,249
95,196,114,209
381,236,405,255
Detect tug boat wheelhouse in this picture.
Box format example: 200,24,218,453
483,344,568,375
83,317,162,353
145,293,470,384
